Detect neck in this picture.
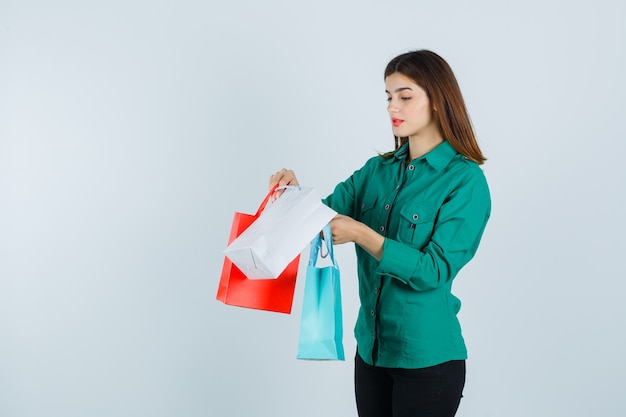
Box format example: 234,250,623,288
408,131,444,160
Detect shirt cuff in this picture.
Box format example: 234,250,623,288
376,238,418,284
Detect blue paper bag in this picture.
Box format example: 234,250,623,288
297,223,344,360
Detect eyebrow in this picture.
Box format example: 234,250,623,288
385,87,413,94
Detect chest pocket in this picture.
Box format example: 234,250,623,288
397,202,438,248
358,193,378,226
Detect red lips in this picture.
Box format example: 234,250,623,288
392,118,404,126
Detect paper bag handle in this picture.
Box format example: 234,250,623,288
255,184,281,216
309,223,337,268
256,184,303,216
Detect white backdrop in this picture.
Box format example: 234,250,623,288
1,1,625,416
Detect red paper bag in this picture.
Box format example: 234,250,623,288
216,186,299,314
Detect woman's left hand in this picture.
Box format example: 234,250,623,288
329,214,360,244
329,214,384,261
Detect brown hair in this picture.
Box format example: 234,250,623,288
382,50,486,164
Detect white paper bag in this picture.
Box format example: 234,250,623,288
223,186,336,279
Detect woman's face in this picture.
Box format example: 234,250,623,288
385,72,437,140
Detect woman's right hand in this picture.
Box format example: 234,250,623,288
268,168,299,199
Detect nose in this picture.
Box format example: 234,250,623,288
387,101,398,114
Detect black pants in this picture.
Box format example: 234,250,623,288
354,351,466,417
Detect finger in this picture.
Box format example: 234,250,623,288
268,175,277,189
277,169,299,187
273,188,285,201
268,169,286,189
269,169,287,201
277,169,294,187
269,168,300,202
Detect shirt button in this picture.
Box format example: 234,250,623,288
374,287,379,294
384,204,390,210
379,226,385,232
371,332,376,339
370,310,375,317
412,214,419,221
396,185,400,190
408,165,415,171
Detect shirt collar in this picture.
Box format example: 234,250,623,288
385,140,458,171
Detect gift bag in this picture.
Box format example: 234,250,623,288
216,185,299,314
223,186,336,279
297,223,345,360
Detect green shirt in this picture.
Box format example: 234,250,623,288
323,140,491,368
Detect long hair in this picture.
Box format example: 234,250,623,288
382,50,486,164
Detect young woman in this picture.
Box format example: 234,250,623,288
270,50,491,417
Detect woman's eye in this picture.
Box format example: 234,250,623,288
386,97,391,102
401,97,412,101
